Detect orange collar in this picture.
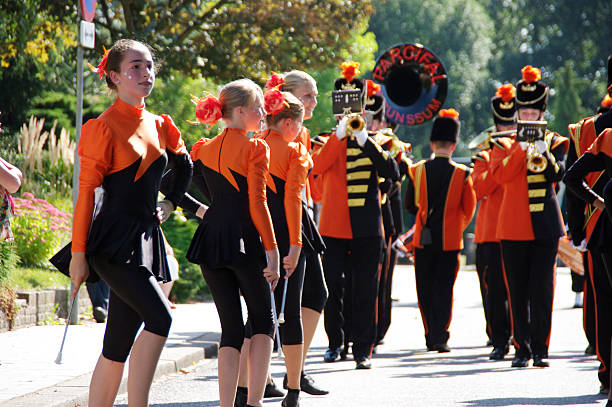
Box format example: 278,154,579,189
113,97,145,118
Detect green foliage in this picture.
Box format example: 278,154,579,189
5,265,70,291
0,241,20,284
550,61,589,133
161,210,209,303
146,71,220,148
11,193,72,266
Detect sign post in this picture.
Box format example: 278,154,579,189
71,0,96,325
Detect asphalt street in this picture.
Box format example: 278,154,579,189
114,264,606,407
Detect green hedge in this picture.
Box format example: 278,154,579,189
161,210,209,302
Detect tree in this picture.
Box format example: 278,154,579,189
549,61,588,134
45,0,374,82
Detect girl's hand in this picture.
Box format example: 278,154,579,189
264,249,280,291
593,198,606,211
282,245,301,278
69,252,89,298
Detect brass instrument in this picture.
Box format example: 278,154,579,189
517,120,548,173
347,114,365,133
372,43,448,126
526,143,548,173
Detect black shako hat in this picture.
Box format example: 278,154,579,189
491,83,517,125
431,108,460,143
516,65,548,111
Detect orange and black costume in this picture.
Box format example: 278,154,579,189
258,129,313,345
187,128,277,351
564,127,612,387
313,131,399,360
71,98,192,362
404,155,476,349
295,127,328,315
490,132,569,361
472,148,511,352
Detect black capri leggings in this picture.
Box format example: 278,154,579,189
274,254,306,345
89,254,172,363
301,251,328,313
202,256,274,351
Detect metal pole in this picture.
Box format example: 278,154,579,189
70,8,85,326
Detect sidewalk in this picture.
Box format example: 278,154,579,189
0,301,221,407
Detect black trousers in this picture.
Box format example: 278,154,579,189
322,236,382,359
414,247,460,347
583,252,597,350
89,254,172,363
377,235,397,343
590,248,612,387
274,254,306,345
301,251,328,313
477,242,511,348
202,255,274,351
501,239,557,358
475,243,492,341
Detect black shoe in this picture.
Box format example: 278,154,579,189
323,347,341,363
486,338,493,347
533,354,549,368
264,381,285,398
93,306,107,323
339,347,349,361
431,343,450,353
511,355,530,368
355,356,371,369
489,346,509,360
585,344,596,355
599,385,609,395
281,389,300,407
234,386,248,407
300,372,329,395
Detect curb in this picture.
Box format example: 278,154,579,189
1,333,219,407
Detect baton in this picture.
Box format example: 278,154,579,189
55,296,78,364
278,270,289,324
270,286,283,358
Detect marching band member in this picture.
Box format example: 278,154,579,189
282,70,330,396
404,108,476,353
68,39,192,406
566,82,612,392
472,84,515,360
564,63,612,395
314,62,399,369
490,66,569,368
186,79,280,407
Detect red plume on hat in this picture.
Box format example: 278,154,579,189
341,61,360,83
521,65,541,84
602,94,612,108
265,73,285,91
87,46,110,80
495,84,516,103
438,108,459,120
366,80,381,98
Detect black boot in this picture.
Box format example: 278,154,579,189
300,372,329,395
281,389,300,407
234,386,248,407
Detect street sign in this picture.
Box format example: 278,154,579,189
79,0,97,22
79,21,95,49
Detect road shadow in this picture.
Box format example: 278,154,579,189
459,394,604,406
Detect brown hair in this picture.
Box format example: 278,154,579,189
219,79,263,119
282,70,316,94
103,39,156,90
265,92,304,127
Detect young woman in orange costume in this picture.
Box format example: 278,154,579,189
186,79,280,407
68,39,192,407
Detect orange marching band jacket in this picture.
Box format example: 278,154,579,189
407,160,476,251
489,133,569,241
